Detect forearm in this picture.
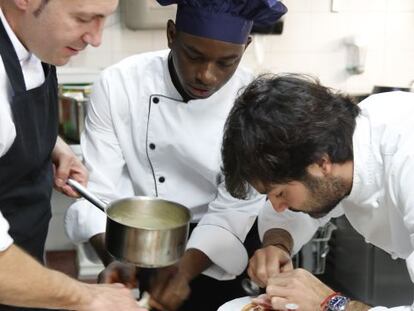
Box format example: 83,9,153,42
178,248,212,282
0,245,91,309
262,228,293,255
89,233,113,266
346,300,371,311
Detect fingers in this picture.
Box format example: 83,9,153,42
149,267,175,300
86,283,144,311
248,246,292,287
251,294,273,309
148,297,164,311
149,267,189,311
98,262,138,289
52,150,88,198
264,269,332,311
248,251,267,287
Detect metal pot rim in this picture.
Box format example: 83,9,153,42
106,196,191,230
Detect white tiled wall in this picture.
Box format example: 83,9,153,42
64,0,414,94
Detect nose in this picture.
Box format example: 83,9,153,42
268,197,289,213
82,18,105,47
196,62,218,87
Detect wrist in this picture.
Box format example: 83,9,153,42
262,228,293,255
268,243,291,256
320,292,350,311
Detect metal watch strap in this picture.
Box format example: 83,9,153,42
326,295,350,311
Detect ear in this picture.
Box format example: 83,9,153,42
13,0,30,10
166,19,177,49
307,154,333,177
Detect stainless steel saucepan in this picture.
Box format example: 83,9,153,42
67,179,191,268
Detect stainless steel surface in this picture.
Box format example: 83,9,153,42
300,222,336,275
241,278,261,297
58,96,88,143
67,179,191,268
66,179,106,211
372,86,410,94
105,197,190,267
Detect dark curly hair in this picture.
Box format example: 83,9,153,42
221,73,360,199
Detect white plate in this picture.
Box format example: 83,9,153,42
217,296,252,311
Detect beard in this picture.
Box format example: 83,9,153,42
296,173,350,219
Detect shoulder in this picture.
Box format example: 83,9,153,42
99,50,169,83
232,66,254,85
359,91,414,116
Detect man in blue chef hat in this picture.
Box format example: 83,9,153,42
64,0,287,310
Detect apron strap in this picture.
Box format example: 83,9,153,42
0,17,27,93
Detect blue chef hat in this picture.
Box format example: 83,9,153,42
156,0,287,44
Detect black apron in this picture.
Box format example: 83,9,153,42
0,17,58,311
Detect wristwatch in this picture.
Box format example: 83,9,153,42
326,295,350,311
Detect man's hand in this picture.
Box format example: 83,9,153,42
248,245,293,288
52,137,88,197
80,283,146,311
98,261,138,289
148,265,191,311
265,268,334,311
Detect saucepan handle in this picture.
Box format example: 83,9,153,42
67,178,107,212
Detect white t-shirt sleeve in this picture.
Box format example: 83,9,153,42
0,211,13,251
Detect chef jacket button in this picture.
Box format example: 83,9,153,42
152,97,159,104
159,176,165,183
149,143,156,150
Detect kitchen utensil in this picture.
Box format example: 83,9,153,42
372,86,410,94
67,179,191,268
241,278,261,296
58,95,88,143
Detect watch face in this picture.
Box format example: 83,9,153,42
328,295,349,311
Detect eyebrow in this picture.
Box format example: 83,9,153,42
183,44,239,60
76,12,106,19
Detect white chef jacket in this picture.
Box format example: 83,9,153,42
259,91,414,310
65,50,266,279
0,8,44,251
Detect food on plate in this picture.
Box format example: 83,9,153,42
241,302,270,311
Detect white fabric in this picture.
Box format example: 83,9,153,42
65,50,266,279
0,211,13,251
0,9,45,250
259,91,414,310
0,8,45,157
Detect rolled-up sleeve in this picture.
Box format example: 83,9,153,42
0,211,13,251
186,183,266,280
258,201,344,255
